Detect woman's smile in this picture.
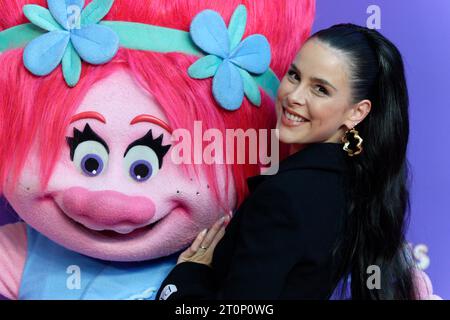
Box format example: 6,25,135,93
281,105,311,127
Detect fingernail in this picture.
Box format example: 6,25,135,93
201,228,207,236
222,215,230,225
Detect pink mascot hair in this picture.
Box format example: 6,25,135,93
0,0,315,207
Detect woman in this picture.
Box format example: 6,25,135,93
156,23,419,300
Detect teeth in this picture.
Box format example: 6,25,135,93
284,109,306,122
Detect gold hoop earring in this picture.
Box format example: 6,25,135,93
341,127,363,156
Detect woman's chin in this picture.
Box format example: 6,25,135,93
277,125,305,145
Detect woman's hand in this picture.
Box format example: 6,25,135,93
177,215,230,267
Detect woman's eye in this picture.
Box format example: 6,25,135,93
314,85,328,95
73,141,109,177
124,146,160,182
287,70,300,81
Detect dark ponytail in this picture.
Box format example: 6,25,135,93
311,24,417,299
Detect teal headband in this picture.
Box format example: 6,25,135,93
0,0,280,111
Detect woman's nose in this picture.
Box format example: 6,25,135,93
287,86,307,107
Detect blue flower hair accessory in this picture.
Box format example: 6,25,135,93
188,5,270,111
0,1,279,110
23,0,119,86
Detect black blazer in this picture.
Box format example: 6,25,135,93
157,143,348,300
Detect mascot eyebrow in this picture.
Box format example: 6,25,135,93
66,124,109,160
124,130,171,168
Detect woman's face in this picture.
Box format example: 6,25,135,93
276,39,368,146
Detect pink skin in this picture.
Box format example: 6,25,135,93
4,69,235,262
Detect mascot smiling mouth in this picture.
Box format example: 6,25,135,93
49,187,179,238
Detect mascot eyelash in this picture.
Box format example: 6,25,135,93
66,123,109,160
124,130,171,169
67,124,171,168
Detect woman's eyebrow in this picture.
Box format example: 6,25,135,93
290,63,300,73
70,111,107,124
130,114,173,134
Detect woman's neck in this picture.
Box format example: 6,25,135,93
288,141,341,155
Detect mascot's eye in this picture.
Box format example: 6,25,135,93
124,146,160,182
73,141,109,177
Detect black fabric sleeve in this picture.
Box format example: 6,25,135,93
156,170,343,300
156,262,216,300
214,180,303,299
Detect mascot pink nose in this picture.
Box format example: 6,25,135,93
61,187,155,227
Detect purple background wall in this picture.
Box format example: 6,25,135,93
1,0,448,299
312,0,450,298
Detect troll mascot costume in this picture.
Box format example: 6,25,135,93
0,0,315,299
0,0,440,300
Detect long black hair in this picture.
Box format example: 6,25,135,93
311,24,417,299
